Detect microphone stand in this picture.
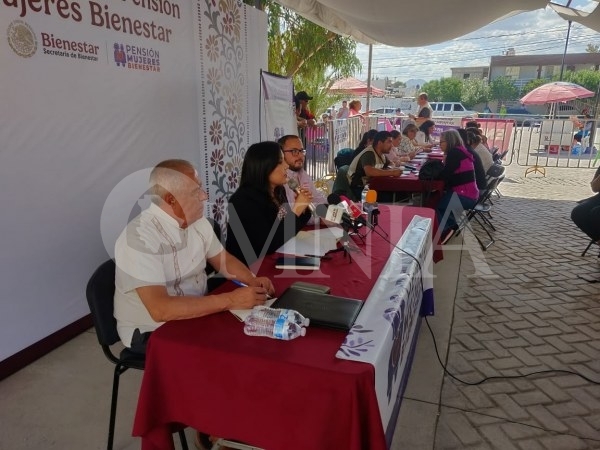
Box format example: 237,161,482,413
325,226,354,263
360,206,388,239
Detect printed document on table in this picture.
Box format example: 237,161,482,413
276,227,343,256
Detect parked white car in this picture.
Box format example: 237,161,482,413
430,102,477,118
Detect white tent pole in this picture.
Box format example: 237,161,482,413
366,44,373,113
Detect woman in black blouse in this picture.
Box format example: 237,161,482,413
226,141,313,266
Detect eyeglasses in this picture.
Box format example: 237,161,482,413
283,148,306,156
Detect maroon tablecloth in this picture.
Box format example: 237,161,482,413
369,175,444,208
133,206,438,450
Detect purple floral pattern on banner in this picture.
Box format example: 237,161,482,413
338,325,375,358
198,0,248,234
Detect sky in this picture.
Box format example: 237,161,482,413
355,0,600,84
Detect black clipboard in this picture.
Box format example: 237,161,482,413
271,287,363,331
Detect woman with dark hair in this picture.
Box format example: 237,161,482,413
457,127,487,190
437,129,479,244
415,119,435,144
415,120,436,150
352,129,378,159
226,141,313,266
465,126,494,172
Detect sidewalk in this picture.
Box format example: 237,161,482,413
392,163,600,450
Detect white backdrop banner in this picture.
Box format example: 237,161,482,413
260,71,297,141
0,1,266,362
195,0,267,237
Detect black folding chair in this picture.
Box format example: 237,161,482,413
581,239,600,257
86,260,189,450
457,165,506,251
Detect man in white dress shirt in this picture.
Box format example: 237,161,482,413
114,159,274,352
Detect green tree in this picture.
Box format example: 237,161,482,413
460,78,490,108
586,43,600,53
420,79,442,101
521,78,549,96
569,69,600,93
248,0,361,116
489,76,519,103
421,78,462,101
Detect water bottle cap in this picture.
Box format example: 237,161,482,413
304,318,310,326
300,327,307,337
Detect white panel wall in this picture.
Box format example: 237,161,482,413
0,1,267,361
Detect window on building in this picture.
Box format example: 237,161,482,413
463,73,470,79
505,66,520,79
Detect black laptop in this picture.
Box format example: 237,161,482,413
271,287,363,331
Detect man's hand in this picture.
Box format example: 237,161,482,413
247,276,275,296
227,286,269,309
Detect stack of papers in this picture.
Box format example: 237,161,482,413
276,227,343,257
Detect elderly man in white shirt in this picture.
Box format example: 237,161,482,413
114,159,274,352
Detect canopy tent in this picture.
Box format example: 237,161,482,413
271,0,564,47
549,1,600,29
272,1,600,46
330,77,386,96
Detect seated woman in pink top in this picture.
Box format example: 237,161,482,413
436,129,479,244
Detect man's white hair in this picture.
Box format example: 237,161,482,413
149,159,196,205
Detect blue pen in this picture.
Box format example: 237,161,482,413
231,279,248,288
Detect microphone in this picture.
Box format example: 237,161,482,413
327,193,362,219
288,178,315,213
316,203,364,231
315,204,344,224
339,195,362,219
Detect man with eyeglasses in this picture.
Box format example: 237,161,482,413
279,135,327,217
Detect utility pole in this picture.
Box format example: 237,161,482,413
559,20,572,81
366,44,373,113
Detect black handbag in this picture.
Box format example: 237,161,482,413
418,160,444,181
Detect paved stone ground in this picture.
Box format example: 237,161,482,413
434,163,600,449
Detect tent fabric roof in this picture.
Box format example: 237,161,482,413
272,0,549,46
272,1,600,47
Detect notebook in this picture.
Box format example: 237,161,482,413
271,287,363,331
275,256,320,270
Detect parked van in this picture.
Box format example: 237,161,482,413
430,102,477,118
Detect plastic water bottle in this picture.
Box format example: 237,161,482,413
361,184,369,211
252,306,310,327
244,315,306,340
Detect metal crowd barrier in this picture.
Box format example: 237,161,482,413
301,116,599,183
300,116,381,181
480,118,599,175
